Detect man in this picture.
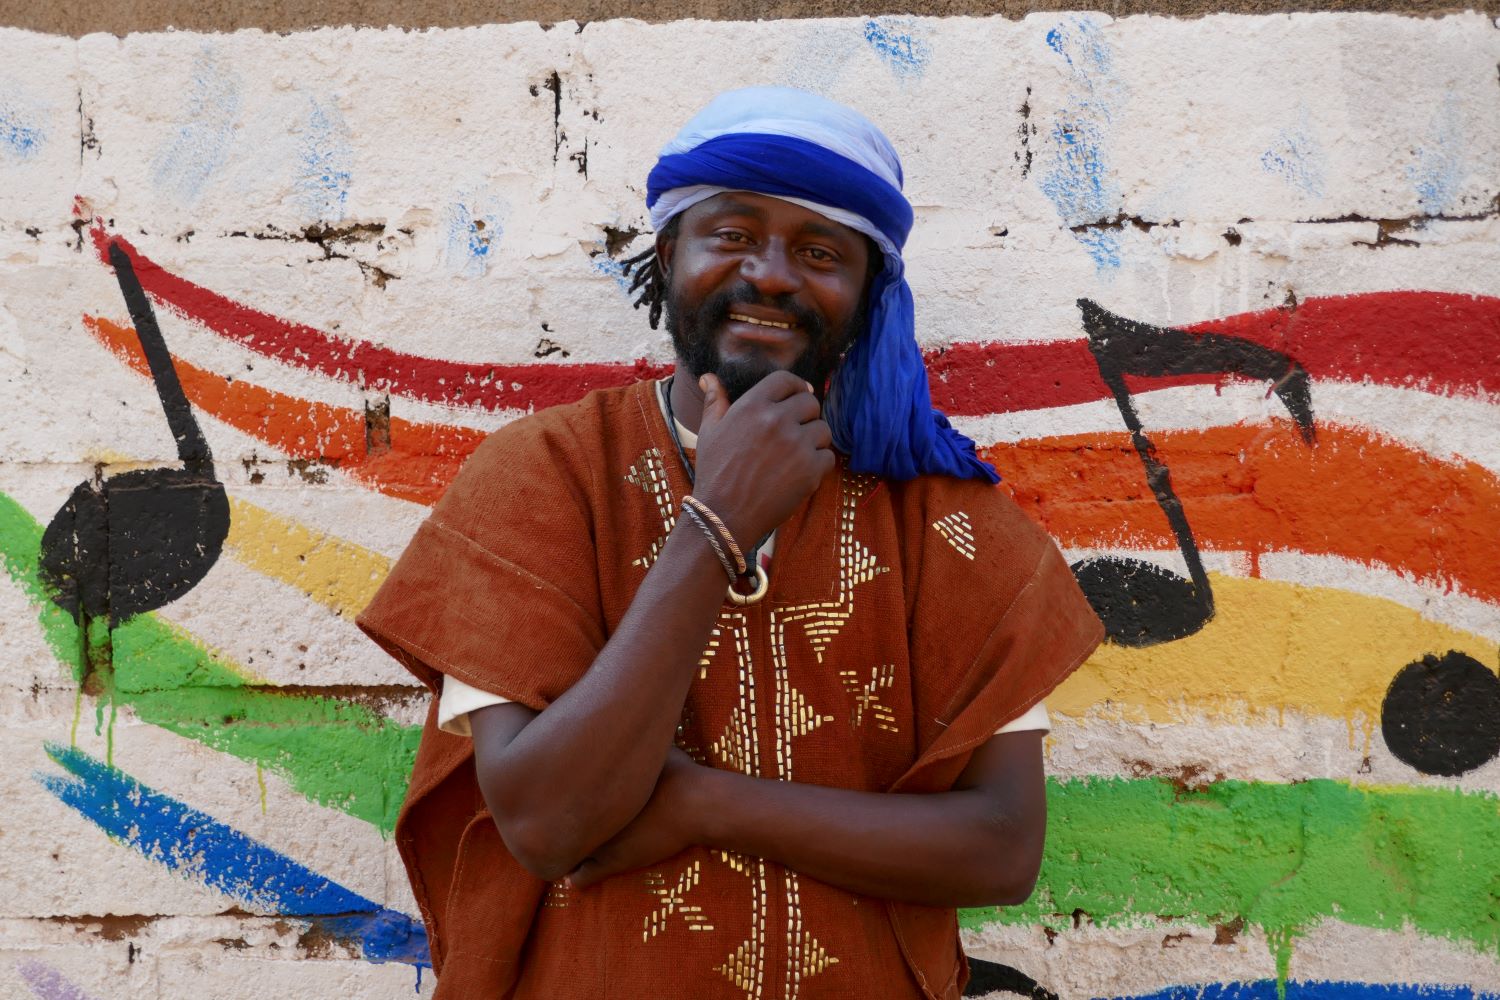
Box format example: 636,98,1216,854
357,87,1103,1000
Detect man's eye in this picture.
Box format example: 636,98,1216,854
803,247,835,262
716,231,749,244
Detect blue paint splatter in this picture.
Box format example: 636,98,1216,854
1037,16,1124,272
1407,96,1468,215
0,104,44,160
591,252,633,293
151,48,241,202
863,18,931,79
1101,981,1500,1000
1260,116,1325,198
35,742,429,973
442,193,505,278
297,97,353,222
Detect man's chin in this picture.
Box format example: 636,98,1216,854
715,356,783,404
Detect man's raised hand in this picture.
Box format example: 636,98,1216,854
690,371,836,546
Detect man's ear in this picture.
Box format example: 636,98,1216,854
655,230,676,281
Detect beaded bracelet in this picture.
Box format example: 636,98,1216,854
682,495,747,576
681,504,738,582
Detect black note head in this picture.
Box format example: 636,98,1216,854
39,466,230,626
1381,651,1500,776
1070,556,1213,647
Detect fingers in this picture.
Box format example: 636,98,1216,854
740,369,816,406
698,373,731,432
803,418,833,451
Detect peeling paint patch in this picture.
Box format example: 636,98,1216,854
441,190,506,277
863,18,931,79
296,97,353,222
151,48,241,202
16,960,99,1000
1038,16,1124,272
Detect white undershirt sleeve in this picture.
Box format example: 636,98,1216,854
436,675,512,737
994,701,1050,735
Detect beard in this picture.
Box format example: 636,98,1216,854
665,283,867,404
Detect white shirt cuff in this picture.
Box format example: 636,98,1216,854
437,675,512,737
995,701,1050,735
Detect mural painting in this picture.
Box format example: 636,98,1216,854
2,11,1498,1000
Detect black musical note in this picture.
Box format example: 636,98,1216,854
963,958,1058,999
1070,299,1316,647
40,242,230,626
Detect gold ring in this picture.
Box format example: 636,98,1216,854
725,564,769,606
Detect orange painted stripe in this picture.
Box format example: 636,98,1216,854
984,419,1500,607
84,316,483,505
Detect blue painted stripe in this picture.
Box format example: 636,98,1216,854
36,742,428,969
1102,981,1500,1000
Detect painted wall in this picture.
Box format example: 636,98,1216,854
0,10,1497,1000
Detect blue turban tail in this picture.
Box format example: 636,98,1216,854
649,133,998,484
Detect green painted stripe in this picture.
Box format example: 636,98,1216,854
963,776,1500,974
0,490,418,833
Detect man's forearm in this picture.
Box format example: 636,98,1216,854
687,768,1043,907
474,521,727,879
562,733,1048,908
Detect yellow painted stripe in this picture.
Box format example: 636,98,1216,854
1051,573,1499,743
224,497,390,621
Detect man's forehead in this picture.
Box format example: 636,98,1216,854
684,192,865,243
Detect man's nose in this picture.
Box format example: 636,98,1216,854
738,243,801,297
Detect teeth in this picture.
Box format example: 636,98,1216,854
729,313,792,330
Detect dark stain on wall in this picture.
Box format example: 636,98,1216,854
0,0,1492,37
1381,650,1500,776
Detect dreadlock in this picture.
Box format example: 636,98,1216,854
617,215,681,330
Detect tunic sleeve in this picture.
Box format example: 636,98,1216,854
357,409,607,710
895,479,1103,794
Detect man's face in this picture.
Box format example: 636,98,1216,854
659,191,875,402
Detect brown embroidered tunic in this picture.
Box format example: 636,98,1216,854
357,379,1103,1000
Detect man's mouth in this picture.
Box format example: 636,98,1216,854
728,312,795,331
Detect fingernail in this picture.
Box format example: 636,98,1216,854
698,375,709,391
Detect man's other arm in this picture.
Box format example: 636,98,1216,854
469,372,833,882
565,730,1048,908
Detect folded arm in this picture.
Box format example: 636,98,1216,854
566,729,1049,909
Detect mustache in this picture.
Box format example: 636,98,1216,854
700,284,824,336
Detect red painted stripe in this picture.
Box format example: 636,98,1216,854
96,223,1499,418
94,223,671,414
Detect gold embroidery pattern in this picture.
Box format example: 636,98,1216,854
625,448,677,569
784,873,839,998
643,861,715,940
931,511,976,561
691,612,770,1000
542,881,573,909
839,663,898,732
761,470,882,996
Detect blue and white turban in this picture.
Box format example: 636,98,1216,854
646,87,998,484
